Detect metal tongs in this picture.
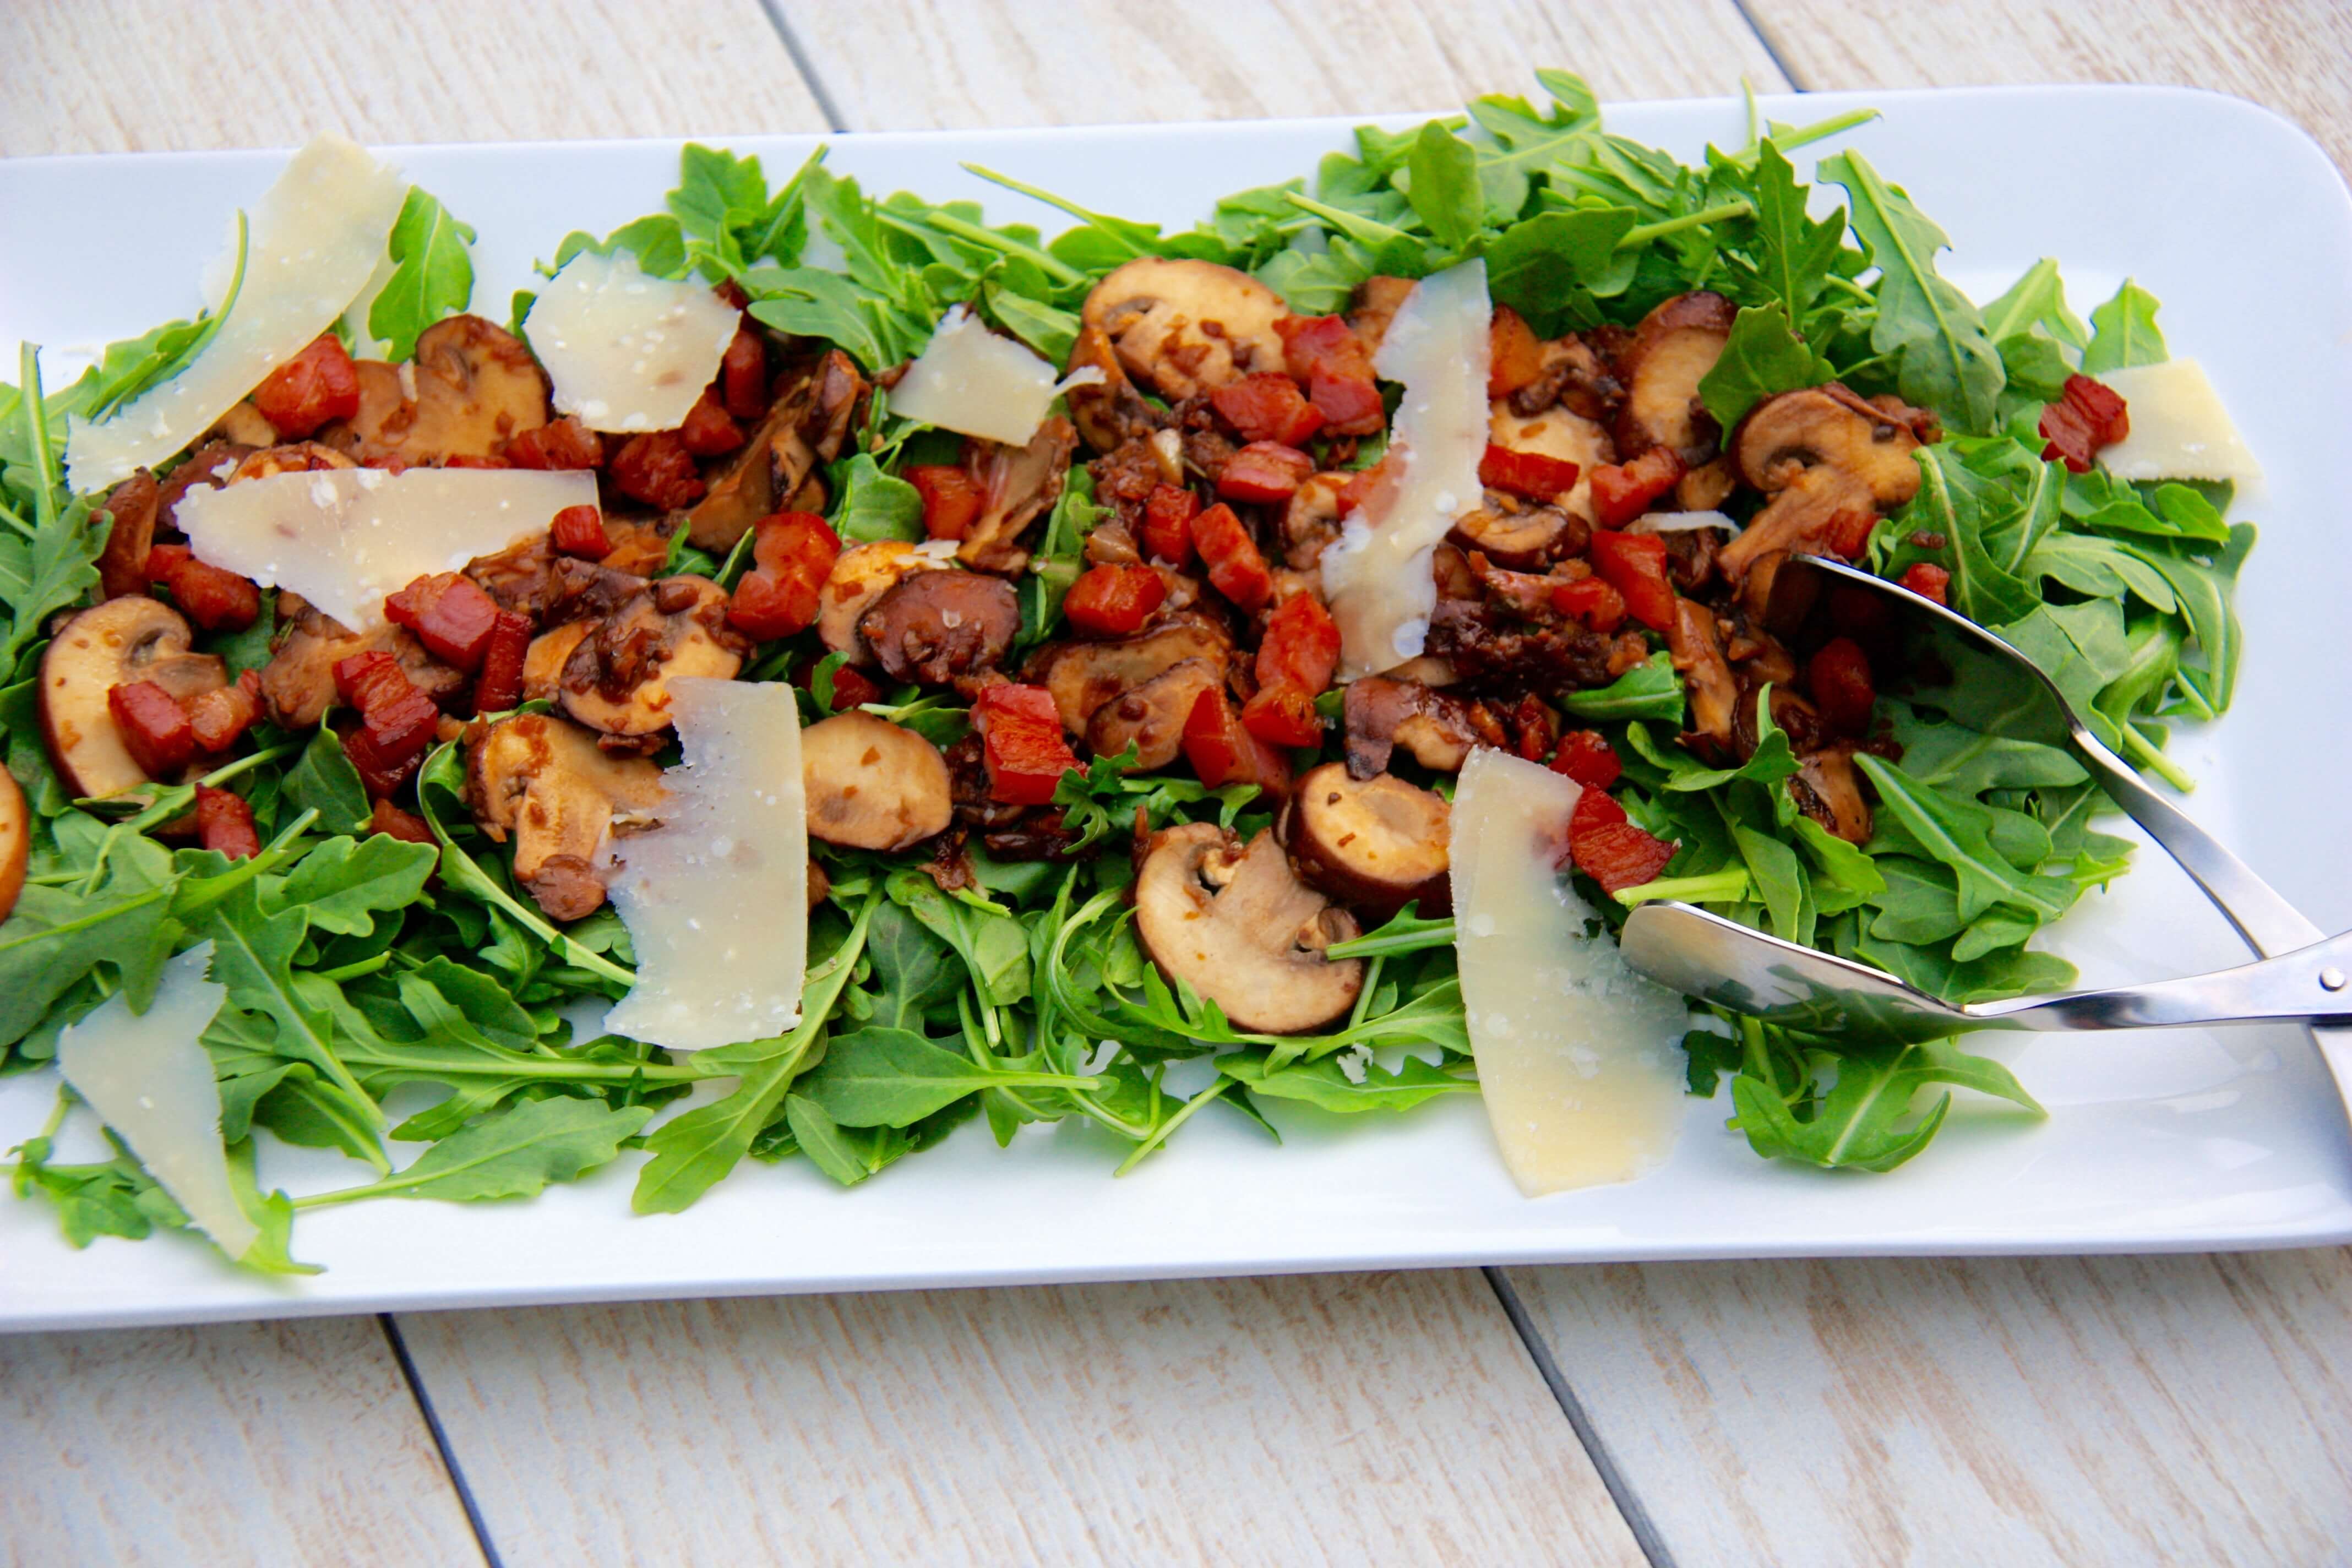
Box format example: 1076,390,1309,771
1618,557,2352,1101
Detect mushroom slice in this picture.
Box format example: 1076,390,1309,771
1718,384,1925,582
801,711,954,852
1341,677,1483,778
819,541,950,663
1667,596,1739,758
1346,275,1418,358
559,577,747,738
1079,258,1288,402
208,401,280,447
523,620,594,701
258,595,465,729
1449,499,1579,571
39,598,228,800
1614,291,1736,464
859,569,1019,687
1488,402,1614,524
0,766,28,921
1132,824,1363,1035
1064,323,1165,454
1024,612,1233,732
228,441,356,481
686,348,866,550
959,417,1075,574
1084,656,1222,770
1284,762,1451,920
1281,470,1351,570
95,469,162,601
323,315,551,466
467,712,666,921
1792,744,1872,845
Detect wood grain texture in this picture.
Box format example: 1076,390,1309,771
0,0,827,157
1504,1250,2352,1567
774,0,1789,131
1,1315,482,1567
395,1272,1646,1567
1743,0,2352,179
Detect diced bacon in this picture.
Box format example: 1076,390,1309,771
184,670,263,753
1141,483,1199,566
251,334,360,439
721,322,770,420
1899,563,1951,605
2039,373,2131,473
1216,442,1316,504
369,797,437,846
1589,445,1685,527
792,658,882,712
194,786,262,860
503,416,606,471
108,679,197,777
1239,682,1322,748
727,511,842,640
1183,686,1293,801
609,430,705,509
1549,729,1621,790
1549,574,1626,634
1210,373,1326,447
1807,636,1876,737
471,610,533,715
678,388,745,457
1190,502,1273,610
972,683,1079,807
908,464,984,542
157,553,263,634
1275,314,1384,436
1588,530,1678,633
442,454,511,470
333,650,441,763
1063,564,1167,637
1254,592,1340,694
1506,694,1558,763
549,503,613,559
1566,786,1677,894
384,571,503,671
340,720,424,799
1478,442,1581,502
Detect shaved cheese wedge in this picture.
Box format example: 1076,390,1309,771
1321,260,1491,679
55,943,260,1260
2095,358,2265,489
605,679,809,1052
177,466,596,630
524,249,739,433
1451,749,1689,1194
66,134,409,492
889,304,1103,446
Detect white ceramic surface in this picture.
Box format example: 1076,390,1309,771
4,85,2349,1332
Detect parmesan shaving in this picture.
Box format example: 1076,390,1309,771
604,679,810,1052
65,134,409,492
55,943,260,1260
524,249,741,433
2095,358,2265,489
889,304,1103,446
177,467,595,630
1451,749,1689,1195
1321,260,1491,679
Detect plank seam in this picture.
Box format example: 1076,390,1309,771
1482,1267,1678,1568
752,0,853,133
1728,0,1811,92
379,1313,506,1568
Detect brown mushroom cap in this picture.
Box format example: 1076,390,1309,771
38,598,228,801
1341,677,1482,779
1132,823,1364,1035
322,315,550,466
523,621,594,703
1063,324,1164,454
0,766,27,923
818,541,948,664
802,711,954,852
1084,656,1222,770
1732,384,1925,504
1024,613,1232,733
559,578,746,738
258,595,466,729
1614,290,1737,464
687,349,866,550
1079,258,1289,402
1280,471,1350,571
859,570,1019,687
1449,499,1580,571
1487,402,1615,525
1793,744,1873,846
958,417,1075,575
95,470,162,601
1284,763,1451,921
467,712,666,921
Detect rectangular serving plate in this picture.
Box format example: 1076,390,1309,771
5,84,2351,1333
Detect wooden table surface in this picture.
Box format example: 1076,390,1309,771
6,3,2351,1563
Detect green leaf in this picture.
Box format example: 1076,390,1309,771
1980,258,2088,349
1401,122,1484,254
551,214,689,281
1854,754,2067,925
1996,333,2074,403
274,835,437,938
1819,151,2003,433
2081,280,2166,374
189,880,384,1127
1483,208,1636,330
1698,303,1833,433
784,1093,901,1186
830,453,925,542
1729,1035,2042,1172
1559,651,1685,723
801,1025,1091,1128
1742,141,1845,326
1219,1050,1476,1113
283,725,372,834
310,1097,653,1206
370,188,477,361
0,878,177,1050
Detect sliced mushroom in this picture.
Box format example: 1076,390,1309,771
321,315,551,466
229,441,356,481
1449,498,1581,571
1084,657,1222,770
1718,385,1926,582
1132,823,1363,1035
1024,612,1233,732
1342,677,1483,778
1792,744,1873,845
1676,455,1736,512
1281,470,1351,570
686,348,866,549
960,417,1075,574
0,766,25,922
39,598,227,800
1346,275,1418,358
802,711,954,852
467,712,666,921
258,595,466,729
155,439,252,529
559,577,745,738
1488,402,1615,524
1667,596,1739,758
1614,291,1736,465
819,541,950,663
95,470,162,601
1510,332,1624,422
806,857,831,912
522,621,594,701
1079,258,1288,402
1064,324,1164,454
1284,762,1451,920
207,400,280,447
859,570,1019,687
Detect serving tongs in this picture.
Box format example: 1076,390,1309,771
1618,558,2352,1099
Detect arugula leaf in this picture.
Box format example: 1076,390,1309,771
1402,123,1483,254
1558,652,1685,723
551,214,689,280
1699,303,1834,432
302,1097,653,1207
831,453,925,542
2081,279,2166,374
1483,209,1636,331
282,725,372,834
1729,1035,2042,1172
274,835,437,938
1219,1050,1474,1113
1741,141,1845,328
799,1026,1093,1128
370,188,477,361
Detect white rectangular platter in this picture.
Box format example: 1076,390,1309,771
4,85,2350,1332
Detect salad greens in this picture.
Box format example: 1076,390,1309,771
1,70,2259,1269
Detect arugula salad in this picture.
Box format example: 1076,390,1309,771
0,71,2258,1269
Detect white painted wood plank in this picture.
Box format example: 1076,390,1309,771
1504,1250,2352,1566
396,1273,1648,1567
775,0,1790,130
1,1315,483,1567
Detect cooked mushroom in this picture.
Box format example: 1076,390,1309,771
819,541,950,663
685,348,866,549
1510,333,1624,422
802,711,954,852
1079,258,1289,402
229,441,356,481
1346,275,1418,358
1718,384,1926,581
95,470,162,601
0,766,25,922
207,400,279,447
1024,612,1232,732
1676,455,1737,512
1488,402,1615,524
466,712,665,921
155,439,252,529
1132,823,1363,1035
859,570,1019,687
1449,498,1581,571
1614,291,1736,464
1792,744,1873,845
1084,657,1222,770
960,417,1075,574
39,598,228,800
523,621,594,702
1342,677,1483,778
559,577,746,738
1064,323,1164,454
1667,597,1739,758
258,595,466,729
321,315,551,466
1282,471,1351,570
806,857,831,912
1283,762,1451,920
